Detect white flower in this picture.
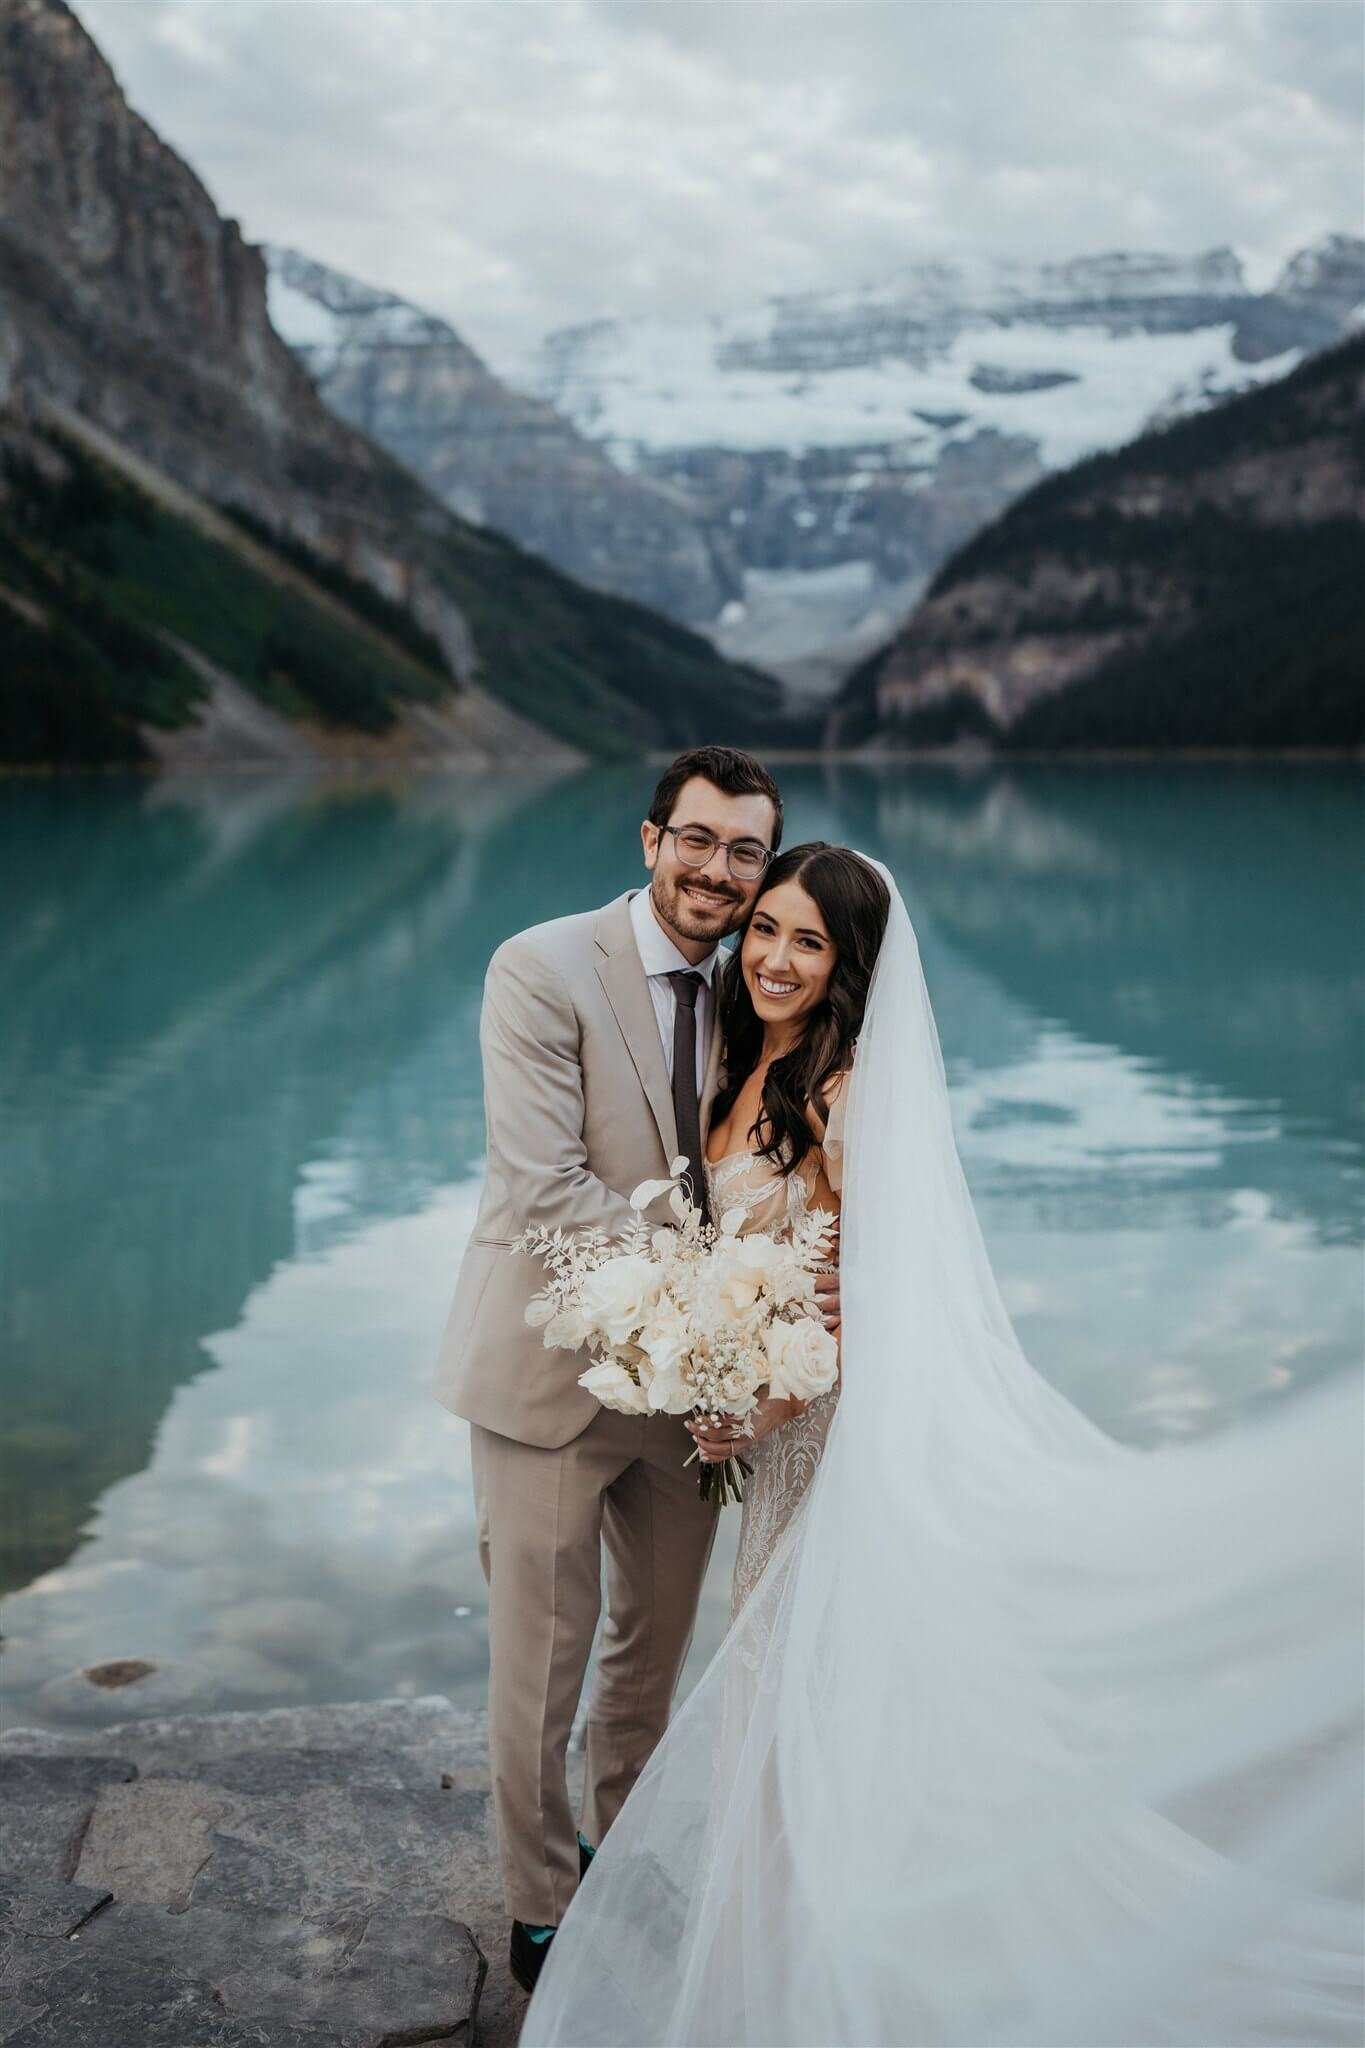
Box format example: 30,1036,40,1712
767,1246,817,1310
645,1357,696,1415
717,1363,761,1415
580,1255,664,1344
765,1316,839,1402
524,1293,557,1329
619,1339,653,1384
543,1306,590,1351
638,1294,690,1375
712,1231,784,1316
578,1360,650,1415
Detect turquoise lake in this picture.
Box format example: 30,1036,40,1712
1,762,1361,1735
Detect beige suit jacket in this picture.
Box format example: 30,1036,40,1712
432,890,725,1448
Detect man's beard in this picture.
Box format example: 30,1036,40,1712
652,871,743,943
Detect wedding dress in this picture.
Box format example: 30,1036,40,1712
705,1110,844,1619
523,862,1362,2048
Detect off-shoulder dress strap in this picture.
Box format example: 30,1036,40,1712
811,1067,851,1195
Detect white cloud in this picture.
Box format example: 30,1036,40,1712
78,0,1362,372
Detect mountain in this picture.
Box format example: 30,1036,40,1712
264,246,735,626
0,0,780,765
515,240,1363,691
827,334,1365,752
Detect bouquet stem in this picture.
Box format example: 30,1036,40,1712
697,1454,752,1507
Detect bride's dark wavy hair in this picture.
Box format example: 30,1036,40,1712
715,843,890,1179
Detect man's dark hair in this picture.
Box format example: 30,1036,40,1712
647,746,783,851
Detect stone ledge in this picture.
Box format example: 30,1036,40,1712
0,1698,509,2048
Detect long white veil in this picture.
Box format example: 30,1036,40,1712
522,862,1362,2047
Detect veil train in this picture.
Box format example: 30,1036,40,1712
522,862,1362,2047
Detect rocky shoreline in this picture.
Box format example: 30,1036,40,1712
0,1696,541,2047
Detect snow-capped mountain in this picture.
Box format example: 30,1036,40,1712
264,247,734,625
266,236,1362,700
514,238,1363,692
524,242,1362,460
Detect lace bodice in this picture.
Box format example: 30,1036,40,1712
703,1146,826,1238
702,1076,846,1233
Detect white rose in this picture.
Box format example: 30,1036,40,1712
765,1316,839,1402
712,1232,784,1316
645,1357,696,1415
580,1255,664,1345
578,1360,650,1415
716,1363,761,1415
638,1294,690,1376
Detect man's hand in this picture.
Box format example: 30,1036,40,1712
813,1215,841,1331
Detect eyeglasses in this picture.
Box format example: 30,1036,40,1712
658,824,773,882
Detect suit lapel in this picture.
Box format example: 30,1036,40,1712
594,894,678,1162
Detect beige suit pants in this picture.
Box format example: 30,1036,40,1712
470,1406,719,1926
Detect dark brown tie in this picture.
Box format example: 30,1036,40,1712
667,971,710,1223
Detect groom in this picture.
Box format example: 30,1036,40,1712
432,744,792,1992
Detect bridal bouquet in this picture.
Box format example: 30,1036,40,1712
513,1160,838,1505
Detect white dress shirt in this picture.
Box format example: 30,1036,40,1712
628,885,720,1096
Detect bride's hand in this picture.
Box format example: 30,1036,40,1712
686,1391,808,1463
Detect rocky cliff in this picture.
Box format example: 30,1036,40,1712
0,0,779,763
828,334,1365,752
265,246,736,626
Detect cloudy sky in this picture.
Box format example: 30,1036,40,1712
82,0,1361,374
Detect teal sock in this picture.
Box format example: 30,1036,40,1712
525,1923,555,1944
577,1830,596,1861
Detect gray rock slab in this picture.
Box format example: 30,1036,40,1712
0,1756,139,1799
0,1873,112,1941
112,1896,479,2041
180,1781,491,1920
187,1743,452,1797
1,1966,343,2048
0,1700,511,2044
0,1754,137,1885
77,1775,232,1909
0,1893,483,2047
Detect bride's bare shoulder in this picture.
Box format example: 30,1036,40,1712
806,1059,853,1142
805,1066,853,1200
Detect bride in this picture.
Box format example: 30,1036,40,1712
522,845,1362,2048
689,842,883,1615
